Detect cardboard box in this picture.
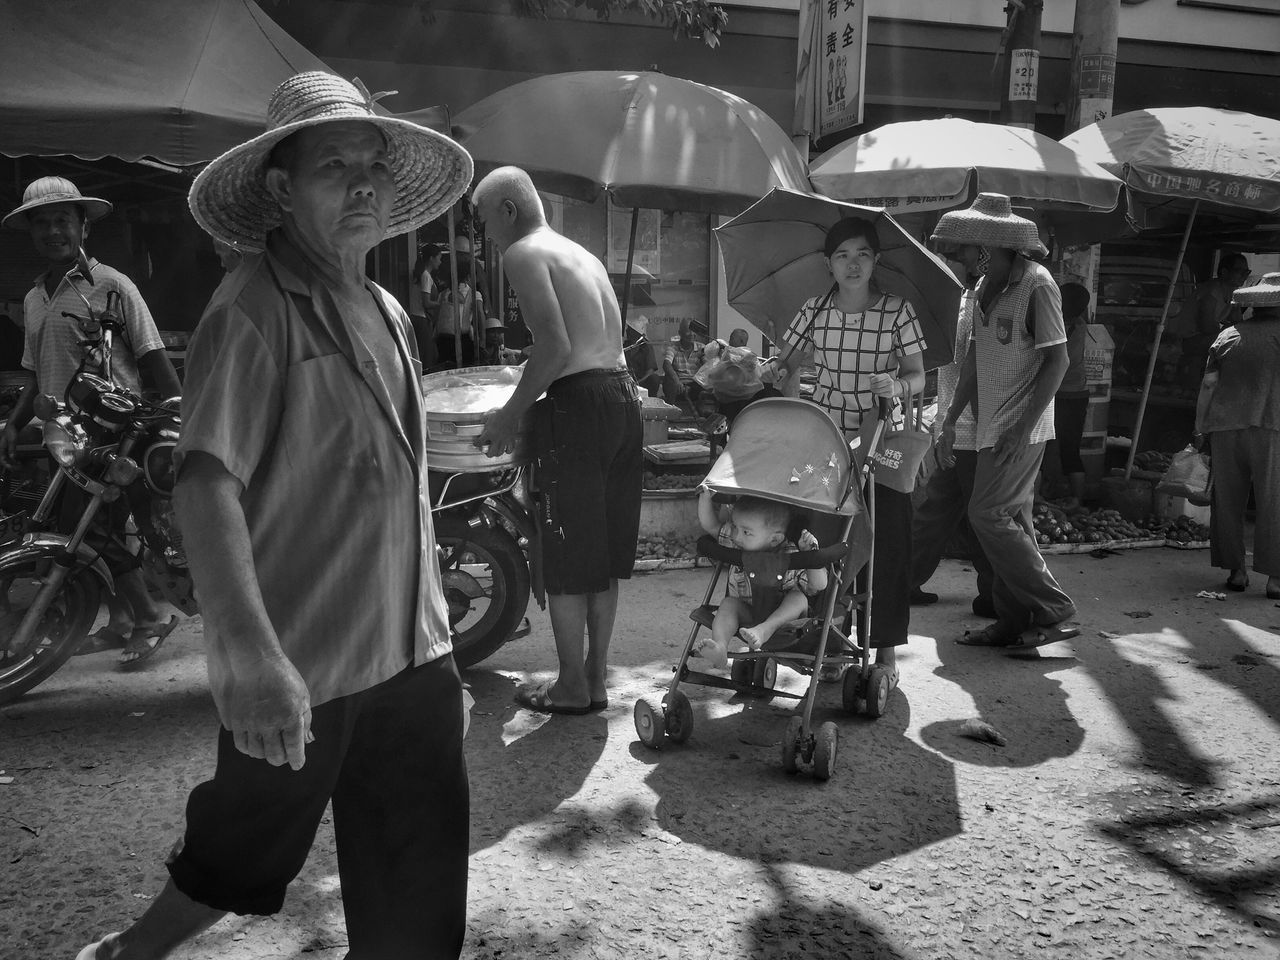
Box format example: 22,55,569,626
1083,323,1114,401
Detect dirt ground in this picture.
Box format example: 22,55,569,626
3,543,1280,959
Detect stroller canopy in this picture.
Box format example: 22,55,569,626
703,398,858,516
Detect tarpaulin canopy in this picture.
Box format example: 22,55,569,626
0,0,336,167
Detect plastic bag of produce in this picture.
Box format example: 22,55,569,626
1156,445,1212,505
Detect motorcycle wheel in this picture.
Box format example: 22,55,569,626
0,548,102,705
434,517,531,670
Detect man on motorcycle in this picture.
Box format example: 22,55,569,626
0,176,182,662
73,72,473,960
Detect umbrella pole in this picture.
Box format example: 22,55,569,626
446,208,462,367
620,206,638,327
1124,199,1199,480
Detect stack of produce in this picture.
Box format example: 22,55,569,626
634,535,700,562
642,469,704,491
1131,449,1174,475
1033,503,1146,545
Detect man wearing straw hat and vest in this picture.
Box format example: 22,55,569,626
933,194,1079,650
1,176,182,662
75,73,474,960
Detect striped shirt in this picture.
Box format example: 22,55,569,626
21,258,164,398
784,291,926,436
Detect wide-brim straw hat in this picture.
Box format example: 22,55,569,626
189,71,473,251
3,176,112,230
1233,272,1280,308
930,192,1048,257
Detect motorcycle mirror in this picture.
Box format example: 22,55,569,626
76,246,95,285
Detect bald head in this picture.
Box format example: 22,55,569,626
472,166,546,251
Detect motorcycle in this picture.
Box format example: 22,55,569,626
0,277,194,704
428,460,538,670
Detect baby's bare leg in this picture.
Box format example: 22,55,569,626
738,589,809,649
694,597,751,669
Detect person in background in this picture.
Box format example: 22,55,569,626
410,242,444,362
662,318,703,411
935,194,1077,650
1044,281,1093,508
778,217,926,690
623,314,662,397
0,313,24,371
481,315,524,365
1180,253,1251,381
473,165,642,716
72,71,473,960
908,244,995,618
434,253,483,368
0,176,182,663
1196,272,1280,600
728,326,750,348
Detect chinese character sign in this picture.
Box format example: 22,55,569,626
819,0,866,140
795,0,867,143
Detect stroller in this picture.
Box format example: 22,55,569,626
632,397,895,781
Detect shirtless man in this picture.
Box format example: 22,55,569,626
474,166,643,716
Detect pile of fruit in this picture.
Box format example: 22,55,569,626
1132,449,1174,475
634,535,700,562
643,469,704,491
1137,514,1211,543
1033,504,1146,545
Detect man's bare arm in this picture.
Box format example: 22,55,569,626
139,348,182,398
174,451,311,769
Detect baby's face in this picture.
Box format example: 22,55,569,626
728,510,785,552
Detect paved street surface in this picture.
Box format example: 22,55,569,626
4,544,1280,959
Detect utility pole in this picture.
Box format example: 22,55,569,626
1066,0,1119,133
999,0,1044,130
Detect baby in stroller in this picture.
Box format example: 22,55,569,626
690,484,828,669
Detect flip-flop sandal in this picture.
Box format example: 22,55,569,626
118,615,179,666
513,681,592,716
1004,623,1081,650
75,626,129,656
956,623,1020,647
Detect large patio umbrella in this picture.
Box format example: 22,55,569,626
452,70,812,323
808,117,1123,215
714,188,963,372
1061,107,1280,477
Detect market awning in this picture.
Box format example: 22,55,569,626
0,0,335,167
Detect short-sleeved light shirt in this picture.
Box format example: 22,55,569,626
663,342,702,385
21,258,164,398
1202,318,1280,433
784,291,926,436
174,231,452,712
971,257,1066,449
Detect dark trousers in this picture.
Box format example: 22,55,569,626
859,483,913,648
1210,427,1280,576
909,450,993,603
168,657,469,960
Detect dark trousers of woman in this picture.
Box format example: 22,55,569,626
1051,395,1089,475
434,334,474,369
167,658,469,960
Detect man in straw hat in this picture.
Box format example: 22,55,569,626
932,193,1079,651
472,165,643,716
75,72,474,960
1,175,182,662
1195,271,1280,600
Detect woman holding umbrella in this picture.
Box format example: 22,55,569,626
778,218,927,689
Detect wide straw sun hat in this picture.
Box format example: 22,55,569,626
930,192,1048,257
1233,272,1280,308
3,176,112,230
188,71,473,252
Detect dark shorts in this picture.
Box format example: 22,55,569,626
533,368,643,595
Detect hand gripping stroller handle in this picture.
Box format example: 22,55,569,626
695,534,849,569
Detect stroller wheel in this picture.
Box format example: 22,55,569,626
665,690,694,744
841,667,867,714
750,657,777,700
864,668,891,719
813,721,839,781
634,694,667,749
780,715,804,774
